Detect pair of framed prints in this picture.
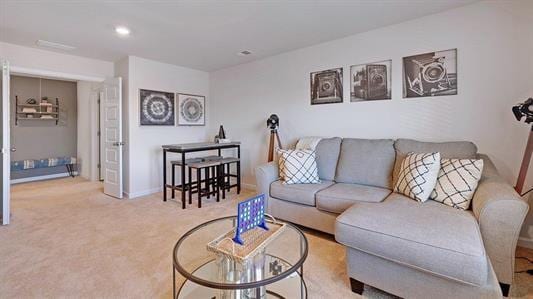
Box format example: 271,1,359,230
139,89,205,126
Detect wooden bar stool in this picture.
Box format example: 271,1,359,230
219,157,241,199
203,155,223,197
171,158,203,199
188,160,221,208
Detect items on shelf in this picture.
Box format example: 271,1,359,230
15,96,60,125
22,107,37,113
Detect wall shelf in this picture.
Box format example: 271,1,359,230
15,96,60,125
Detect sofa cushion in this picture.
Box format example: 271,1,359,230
393,139,478,187
270,180,334,206
335,138,395,189
315,137,342,181
335,193,487,286
316,183,391,214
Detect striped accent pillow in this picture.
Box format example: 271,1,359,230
278,149,321,184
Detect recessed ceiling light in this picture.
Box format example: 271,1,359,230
115,26,131,36
238,50,252,56
35,40,76,51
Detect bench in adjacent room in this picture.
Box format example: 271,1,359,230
11,157,78,182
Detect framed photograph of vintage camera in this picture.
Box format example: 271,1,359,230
139,89,175,126
403,49,457,98
310,68,343,105
350,60,391,102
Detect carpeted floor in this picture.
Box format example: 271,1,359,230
0,178,531,298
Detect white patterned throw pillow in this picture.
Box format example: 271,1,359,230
394,152,441,202
278,149,321,184
430,159,484,210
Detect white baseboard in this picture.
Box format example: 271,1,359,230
10,172,77,184
242,183,256,191
124,183,257,199
124,187,162,199
518,236,533,249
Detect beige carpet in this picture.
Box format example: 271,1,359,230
0,178,531,298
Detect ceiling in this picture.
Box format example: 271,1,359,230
0,0,477,71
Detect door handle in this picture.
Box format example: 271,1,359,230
10,147,16,152
113,142,125,146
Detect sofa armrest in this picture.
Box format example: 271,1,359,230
472,154,529,285
255,162,279,199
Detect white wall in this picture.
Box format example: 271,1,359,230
209,2,533,242
210,0,533,186
0,42,114,79
122,56,209,198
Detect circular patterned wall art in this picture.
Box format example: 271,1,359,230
140,89,175,126
178,93,205,126
180,97,203,122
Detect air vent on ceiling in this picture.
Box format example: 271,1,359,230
238,50,252,56
35,40,76,51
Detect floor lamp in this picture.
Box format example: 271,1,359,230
267,114,282,162
513,98,533,194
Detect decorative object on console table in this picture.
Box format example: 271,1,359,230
310,67,343,105
512,97,533,194
177,93,205,126
215,125,230,143
267,114,282,162
139,89,175,126
403,49,457,98
350,60,391,101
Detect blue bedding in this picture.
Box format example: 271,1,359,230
11,157,77,172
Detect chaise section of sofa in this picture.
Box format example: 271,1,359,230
336,193,488,286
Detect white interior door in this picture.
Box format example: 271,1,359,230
1,60,11,225
101,77,123,198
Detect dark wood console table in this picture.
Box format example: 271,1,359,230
162,142,241,208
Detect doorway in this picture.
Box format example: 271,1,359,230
9,75,78,183
1,63,124,225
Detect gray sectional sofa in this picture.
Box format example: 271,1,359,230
255,138,529,298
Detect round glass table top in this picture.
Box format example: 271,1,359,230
173,216,308,290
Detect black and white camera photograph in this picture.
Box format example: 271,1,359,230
139,89,175,126
350,60,391,102
310,68,343,105
177,93,205,126
403,49,457,98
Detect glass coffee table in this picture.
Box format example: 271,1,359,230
173,216,308,299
